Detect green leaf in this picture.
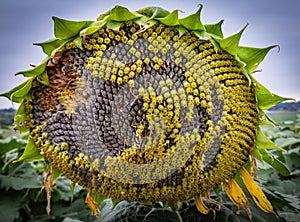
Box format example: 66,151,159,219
204,20,224,38
34,38,67,55
69,182,76,202
80,20,106,36
253,148,264,164
237,45,279,73
52,168,62,181
107,5,142,22
51,199,92,220
100,200,181,222
106,21,123,31
284,148,300,171
256,127,285,151
99,198,114,220
193,30,210,40
258,109,278,126
0,78,34,103
15,57,48,77
156,10,180,26
10,78,33,102
164,200,179,211
13,102,29,133
37,71,49,85
92,193,107,205
54,177,81,201
137,6,170,19
53,16,93,39
179,5,205,31
233,168,246,188
80,27,101,37
0,162,42,190
274,137,300,148
73,36,83,50
177,26,187,37
50,40,68,57
275,181,297,195
134,17,157,29
279,212,300,222
0,192,24,222
0,137,27,155
258,149,290,176
97,11,110,21
213,24,247,55
14,137,43,162
1,81,26,103
62,218,83,222
140,208,181,222
252,78,293,110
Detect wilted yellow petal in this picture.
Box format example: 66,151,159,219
241,167,274,214
194,193,210,214
224,178,249,208
85,191,101,218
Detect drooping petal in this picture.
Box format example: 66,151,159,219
224,178,250,209
241,167,275,214
194,193,210,214
85,191,101,218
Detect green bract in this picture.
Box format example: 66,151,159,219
1,5,292,217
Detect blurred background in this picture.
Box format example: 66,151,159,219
0,0,299,109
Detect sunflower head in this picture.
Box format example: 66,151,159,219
1,5,292,217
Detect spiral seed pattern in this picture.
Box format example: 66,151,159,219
27,21,258,201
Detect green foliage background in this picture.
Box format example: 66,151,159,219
0,111,299,222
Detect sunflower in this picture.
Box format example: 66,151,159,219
1,5,291,218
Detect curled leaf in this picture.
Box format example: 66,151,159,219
256,127,285,151
52,17,93,39
13,137,43,163
258,149,290,176
179,5,205,31
80,20,107,37
106,21,123,31
237,45,279,73
15,58,48,77
213,24,248,55
0,78,34,103
107,5,142,22
204,20,224,38
137,6,170,19
156,10,180,26
34,38,67,56
251,77,293,110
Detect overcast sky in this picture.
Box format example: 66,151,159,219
0,0,299,109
